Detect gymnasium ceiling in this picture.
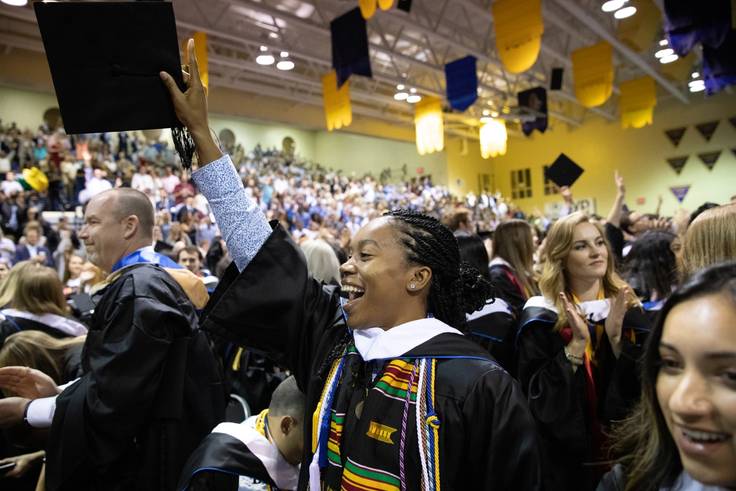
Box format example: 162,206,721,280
0,0,696,140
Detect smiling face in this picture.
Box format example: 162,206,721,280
339,217,425,330
656,294,736,487
67,255,84,278
78,193,128,273
564,222,609,283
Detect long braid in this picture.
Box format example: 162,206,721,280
387,209,490,330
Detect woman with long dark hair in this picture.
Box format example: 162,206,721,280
161,41,542,490
622,230,679,315
490,219,538,316
602,262,736,490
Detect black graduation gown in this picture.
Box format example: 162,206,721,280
177,431,281,491
45,263,226,491
516,299,650,491
488,262,528,317
465,297,517,375
201,224,543,490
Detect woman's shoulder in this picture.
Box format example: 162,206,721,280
519,296,558,326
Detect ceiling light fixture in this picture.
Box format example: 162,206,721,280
1,0,28,5
601,0,625,12
691,72,700,79
614,5,637,19
256,46,275,66
276,60,294,70
406,93,422,104
394,83,409,101
659,53,679,64
688,80,705,93
654,48,674,59
659,39,669,46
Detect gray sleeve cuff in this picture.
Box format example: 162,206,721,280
192,155,271,271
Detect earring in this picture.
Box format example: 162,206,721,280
409,283,416,290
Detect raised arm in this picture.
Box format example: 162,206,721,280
606,170,626,228
160,39,271,271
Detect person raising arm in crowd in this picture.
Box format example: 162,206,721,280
158,38,543,490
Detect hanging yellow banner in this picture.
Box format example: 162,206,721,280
415,96,444,155
480,118,507,158
322,70,352,131
193,32,208,89
617,0,661,52
492,0,544,74
359,0,394,19
619,76,656,129
572,42,614,107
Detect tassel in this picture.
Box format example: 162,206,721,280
172,126,196,171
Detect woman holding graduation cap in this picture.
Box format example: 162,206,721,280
162,40,543,490
517,212,651,491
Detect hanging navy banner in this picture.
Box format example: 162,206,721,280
331,7,373,87
444,56,478,111
518,87,548,136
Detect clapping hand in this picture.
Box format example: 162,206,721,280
605,287,629,358
560,292,589,358
0,367,59,399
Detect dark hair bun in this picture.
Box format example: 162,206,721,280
458,262,492,314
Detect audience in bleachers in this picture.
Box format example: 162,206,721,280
0,115,735,490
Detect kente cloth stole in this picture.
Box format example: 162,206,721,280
312,345,442,491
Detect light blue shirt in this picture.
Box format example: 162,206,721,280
192,155,271,271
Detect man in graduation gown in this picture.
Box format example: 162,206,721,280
0,188,225,490
178,376,304,491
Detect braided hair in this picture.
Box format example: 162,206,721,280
387,209,491,330
318,210,492,377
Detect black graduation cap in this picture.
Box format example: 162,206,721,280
330,7,373,87
545,153,584,188
34,1,191,161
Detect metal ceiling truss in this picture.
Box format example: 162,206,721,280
0,0,693,142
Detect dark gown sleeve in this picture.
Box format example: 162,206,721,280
46,282,198,488
602,308,649,423
461,368,543,490
200,223,344,392
516,317,589,464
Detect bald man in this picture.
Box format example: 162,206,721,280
3,188,225,490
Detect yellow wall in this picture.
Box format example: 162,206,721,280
0,85,59,130
210,114,318,160
448,92,736,216
314,131,447,183
446,136,497,197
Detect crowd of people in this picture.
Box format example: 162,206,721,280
0,41,735,491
